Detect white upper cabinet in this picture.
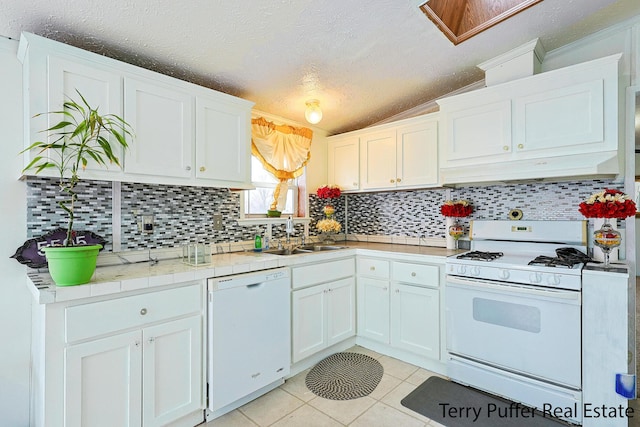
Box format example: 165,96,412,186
195,95,251,185
444,100,512,164
360,130,397,190
18,32,254,188
328,114,439,193
124,77,193,179
438,53,622,184
327,136,359,191
396,120,438,187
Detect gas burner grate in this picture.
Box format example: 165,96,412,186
456,251,503,261
528,256,577,269
528,248,591,269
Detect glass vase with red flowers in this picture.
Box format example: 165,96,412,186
316,185,341,219
441,200,473,250
579,189,636,269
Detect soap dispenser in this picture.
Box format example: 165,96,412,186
254,228,262,252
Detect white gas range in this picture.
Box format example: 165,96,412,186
445,220,589,424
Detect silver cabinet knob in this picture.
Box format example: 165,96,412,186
370,266,375,271
517,143,524,149
140,308,147,315
503,146,509,151
185,166,191,171
148,337,155,343
411,272,416,277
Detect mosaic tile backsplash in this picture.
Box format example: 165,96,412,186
26,176,622,252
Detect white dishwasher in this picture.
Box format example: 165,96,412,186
206,267,291,420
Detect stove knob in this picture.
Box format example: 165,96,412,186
529,272,542,284
498,269,510,280
456,265,467,275
547,274,561,286
470,266,481,276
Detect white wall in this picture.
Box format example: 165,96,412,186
0,36,31,426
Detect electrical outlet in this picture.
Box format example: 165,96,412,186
213,214,223,231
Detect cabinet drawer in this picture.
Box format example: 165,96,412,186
292,258,355,290
66,283,202,343
357,258,390,279
392,262,439,287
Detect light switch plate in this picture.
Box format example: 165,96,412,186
213,214,223,231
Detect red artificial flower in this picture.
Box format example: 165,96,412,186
440,200,473,217
578,189,637,219
317,185,341,199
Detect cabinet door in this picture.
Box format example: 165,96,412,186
360,130,397,190
65,330,142,427
195,95,250,184
357,277,390,343
142,316,202,427
327,277,356,346
444,100,511,164
292,284,327,363
513,79,605,156
124,77,193,178
328,137,360,191
391,284,439,359
396,120,438,187
32,56,124,178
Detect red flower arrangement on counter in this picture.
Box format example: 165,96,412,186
440,200,473,217
578,189,636,218
316,185,342,199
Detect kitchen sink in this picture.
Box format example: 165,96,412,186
261,245,347,256
296,245,346,251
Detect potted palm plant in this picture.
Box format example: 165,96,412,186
22,90,132,286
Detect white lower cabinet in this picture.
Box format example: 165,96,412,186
357,257,441,360
390,283,439,359
291,258,356,363
32,283,205,427
65,330,142,427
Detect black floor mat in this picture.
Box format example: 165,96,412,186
401,376,571,427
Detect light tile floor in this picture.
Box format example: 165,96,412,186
204,346,446,427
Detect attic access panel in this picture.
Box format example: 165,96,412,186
420,0,543,45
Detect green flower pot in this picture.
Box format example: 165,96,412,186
43,245,102,286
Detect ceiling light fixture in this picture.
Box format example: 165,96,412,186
305,99,322,124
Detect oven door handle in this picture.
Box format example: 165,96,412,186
446,275,580,302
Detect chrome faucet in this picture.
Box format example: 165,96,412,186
285,216,294,245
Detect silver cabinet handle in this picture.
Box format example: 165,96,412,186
148,337,155,343
135,341,140,347
185,165,191,171
411,272,416,277
503,146,509,151
517,144,524,149
140,308,147,315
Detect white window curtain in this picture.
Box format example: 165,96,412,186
251,117,313,212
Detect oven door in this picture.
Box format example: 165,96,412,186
446,275,581,388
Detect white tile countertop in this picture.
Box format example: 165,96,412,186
26,242,460,304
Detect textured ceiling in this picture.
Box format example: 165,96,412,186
1,0,639,135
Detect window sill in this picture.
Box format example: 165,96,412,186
237,217,312,226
